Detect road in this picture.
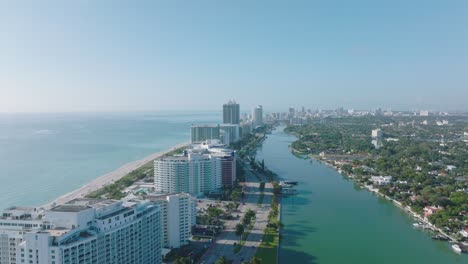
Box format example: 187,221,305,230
198,165,272,264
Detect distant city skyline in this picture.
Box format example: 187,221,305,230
1,1,467,112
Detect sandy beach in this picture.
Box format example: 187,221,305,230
42,142,189,209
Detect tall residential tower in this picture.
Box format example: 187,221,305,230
223,100,240,125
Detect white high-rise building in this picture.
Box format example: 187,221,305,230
0,199,162,264
371,128,383,149
145,193,196,249
190,141,237,187
219,124,240,143
0,207,48,264
240,121,253,138
154,152,222,196
191,124,221,143
252,105,263,127
371,129,383,139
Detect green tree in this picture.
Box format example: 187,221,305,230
235,223,244,241
173,257,191,264
250,257,262,264
215,256,230,264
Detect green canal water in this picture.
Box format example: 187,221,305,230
255,127,466,264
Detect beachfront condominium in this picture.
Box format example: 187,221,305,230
0,207,49,264
252,105,263,127
190,141,237,187
0,199,162,264
154,152,222,196
191,124,239,145
191,124,221,143
223,100,240,125
219,124,240,145
144,193,196,249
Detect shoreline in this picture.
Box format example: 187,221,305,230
42,141,189,209
294,147,459,243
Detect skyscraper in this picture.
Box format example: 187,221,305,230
223,100,240,124
288,107,295,118
252,105,263,127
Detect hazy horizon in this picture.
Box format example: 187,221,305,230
1,1,467,112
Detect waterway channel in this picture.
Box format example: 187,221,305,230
255,127,466,264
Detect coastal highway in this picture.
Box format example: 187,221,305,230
199,166,272,264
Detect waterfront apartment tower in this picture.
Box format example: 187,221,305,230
223,100,240,124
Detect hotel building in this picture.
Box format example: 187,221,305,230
0,199,162,264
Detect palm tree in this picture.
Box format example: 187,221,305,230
215,256,229,264
250,257,262,264
235,223,244,241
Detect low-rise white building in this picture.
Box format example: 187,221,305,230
370,176,392,185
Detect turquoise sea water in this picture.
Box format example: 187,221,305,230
0,112,219,210
256,127,466,264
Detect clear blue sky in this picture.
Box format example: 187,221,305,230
1,0,467,112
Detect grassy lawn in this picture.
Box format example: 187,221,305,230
255,227,279,264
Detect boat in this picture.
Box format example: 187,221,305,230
279,182,293,188
412,222,423,228
452,244,462,253
283,180,298,185
432,235,449,241
281,188,298,195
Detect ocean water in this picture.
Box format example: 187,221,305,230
0,111,219,210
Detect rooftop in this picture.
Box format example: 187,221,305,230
65,198,119,210
50,205,91,213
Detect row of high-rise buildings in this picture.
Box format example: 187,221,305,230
154,140,237,196
0,100,260,264
0,193,196,264
191,100,263,144
156,100,263,198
